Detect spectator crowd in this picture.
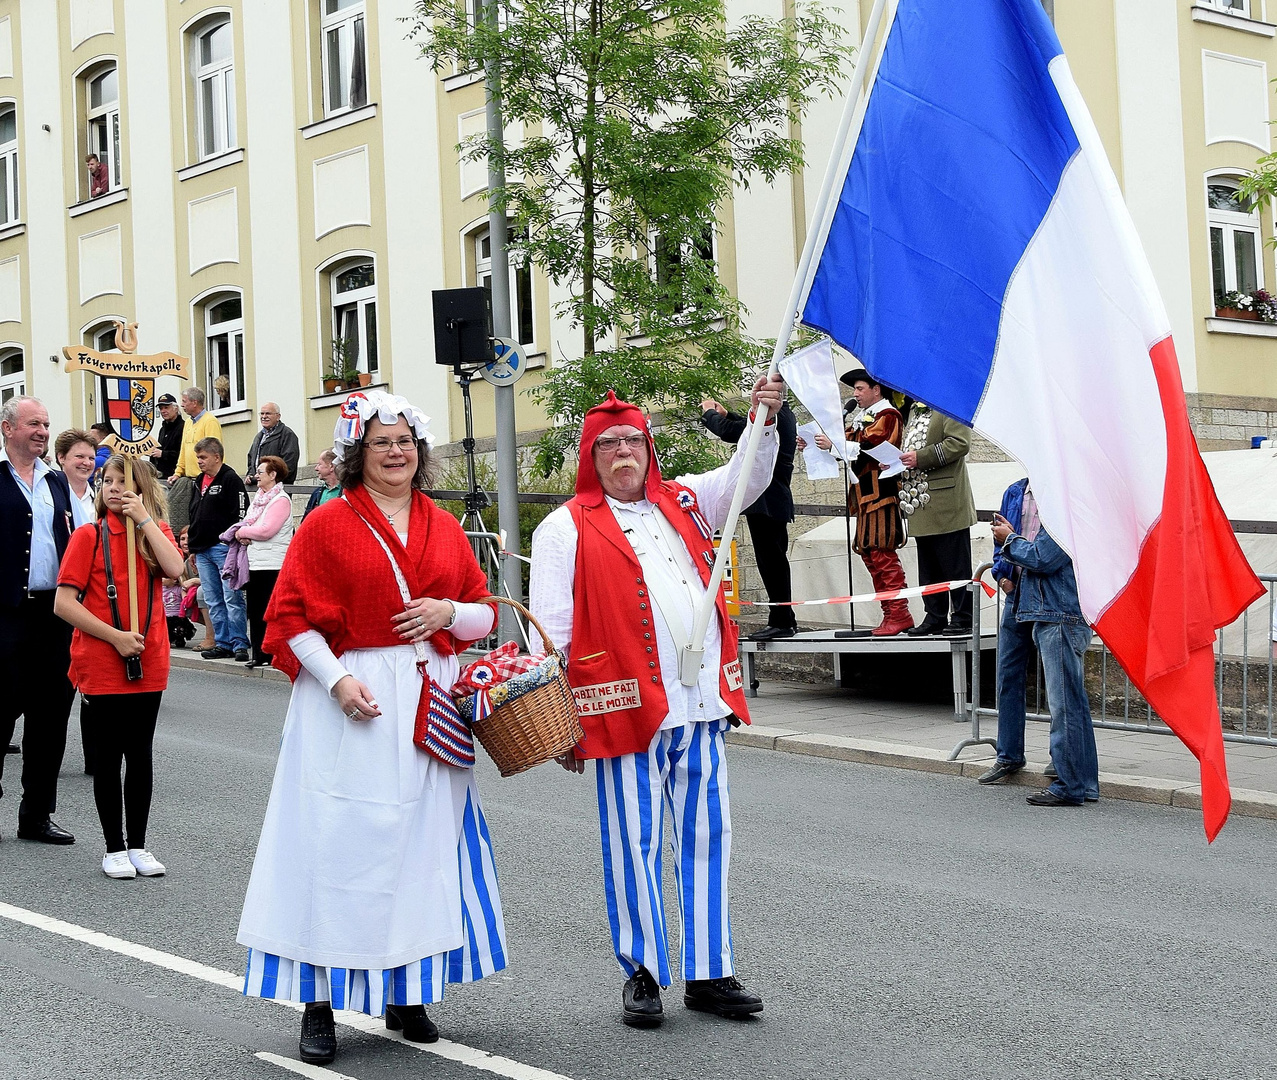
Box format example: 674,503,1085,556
0,390,337,878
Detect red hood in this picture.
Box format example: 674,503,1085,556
575,390,663,507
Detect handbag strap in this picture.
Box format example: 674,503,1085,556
101,517,155,637
344,496,429,667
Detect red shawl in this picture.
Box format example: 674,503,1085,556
263,484,493,680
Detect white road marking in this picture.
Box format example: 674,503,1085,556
0,900,573,1080
257,1052,360,1079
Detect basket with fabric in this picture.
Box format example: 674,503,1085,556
453,596,583,777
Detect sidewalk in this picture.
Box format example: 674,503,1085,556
734,679,1277,822
171,653,1277,823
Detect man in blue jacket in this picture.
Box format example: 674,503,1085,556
981,479,1099,807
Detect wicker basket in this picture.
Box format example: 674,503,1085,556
461,596,584,777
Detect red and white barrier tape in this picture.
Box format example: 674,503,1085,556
734,578,995,608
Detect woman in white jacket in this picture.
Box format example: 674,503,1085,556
239,454,294,667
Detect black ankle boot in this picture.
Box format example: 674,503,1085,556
385,1003,439,1043
300,1002,336,1065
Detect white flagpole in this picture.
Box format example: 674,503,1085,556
678,0,901,686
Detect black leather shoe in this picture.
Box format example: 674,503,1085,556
299,1002,336,1065
201,646,234,660
17,818,75,844
386,1003,439,1043
622,968,664,1028
905,619,946,637
684,975,763,1018
1026,789,1083,807
976,760,1023,785
940,623,972,636
748,625,796,642
234,649,251,663
1044,762,1058,779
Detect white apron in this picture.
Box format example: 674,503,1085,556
237,643,471,971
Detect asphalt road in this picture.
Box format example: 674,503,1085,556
2,666,1276,1080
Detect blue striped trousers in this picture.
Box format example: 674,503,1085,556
242,783,506,1016
595,718,735,988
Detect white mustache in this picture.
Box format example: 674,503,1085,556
610,460,638,474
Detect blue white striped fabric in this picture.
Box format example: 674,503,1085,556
595,718,734,987
243,786,507,1014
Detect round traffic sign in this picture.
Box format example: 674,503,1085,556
481,338,528,386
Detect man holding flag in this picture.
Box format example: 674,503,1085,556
792,0,1261,838
529,377,781,1027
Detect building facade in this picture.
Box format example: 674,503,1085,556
0,0,1274,471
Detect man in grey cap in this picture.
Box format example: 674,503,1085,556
149,393,184,480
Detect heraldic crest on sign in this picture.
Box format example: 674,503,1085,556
63,321,191,457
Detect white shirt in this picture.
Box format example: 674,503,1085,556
529,414,778,729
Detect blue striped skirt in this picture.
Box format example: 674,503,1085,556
243,785,507,1015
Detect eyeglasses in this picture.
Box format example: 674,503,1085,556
595,435,646,453
362,436,418,453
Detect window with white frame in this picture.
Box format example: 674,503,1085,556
331,260,377,377
91,322,118,353
321,0,368,117
1208,178,1263,299
84,322,120,422
86,64,122,195
474,228,533,346
1203,0,1250,15
651,222,717,315
192,16,235,160
0,348,23,405
0,105,17,225
204,293,246,411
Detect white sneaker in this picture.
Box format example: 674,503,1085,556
127,848,166,877
102,851,136,879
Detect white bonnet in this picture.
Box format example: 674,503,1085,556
331,390,436,461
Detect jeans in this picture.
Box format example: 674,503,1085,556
1033,620,1099,804
194,544,248,651
994,599,1035,768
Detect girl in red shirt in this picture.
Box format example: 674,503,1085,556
55,455,185,880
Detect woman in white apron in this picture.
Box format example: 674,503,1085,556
237,393,506,1067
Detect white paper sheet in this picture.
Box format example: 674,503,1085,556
796,421,842,479
862,439,906,478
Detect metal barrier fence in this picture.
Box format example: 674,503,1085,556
952,566,1277,760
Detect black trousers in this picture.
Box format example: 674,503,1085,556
915,529,973,628
0,591,76,822
89,690,162,852
244,569,279,662
745,514,797,630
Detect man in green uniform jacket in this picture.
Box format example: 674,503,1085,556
899,404,977,636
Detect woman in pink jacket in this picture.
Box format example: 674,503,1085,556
238,455,295,667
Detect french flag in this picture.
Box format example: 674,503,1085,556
799,0,1263,839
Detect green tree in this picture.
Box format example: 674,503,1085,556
408,0,853,476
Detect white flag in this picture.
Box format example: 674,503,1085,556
778,338,850,461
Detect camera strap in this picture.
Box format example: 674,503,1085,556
100,518,154,638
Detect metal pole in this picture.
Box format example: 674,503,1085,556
679,0,897,685
482,0,525,640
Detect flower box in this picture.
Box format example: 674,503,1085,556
1215,307,1261,321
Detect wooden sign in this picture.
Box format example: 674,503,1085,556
61,321,191,633
63,321,191,458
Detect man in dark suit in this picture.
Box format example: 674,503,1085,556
0,397,89,844
701,395,799,640
246,402,300,486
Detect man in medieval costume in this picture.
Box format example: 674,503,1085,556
529,375,783,1028
843,368,913,636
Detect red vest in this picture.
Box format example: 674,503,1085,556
565,482,751,759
